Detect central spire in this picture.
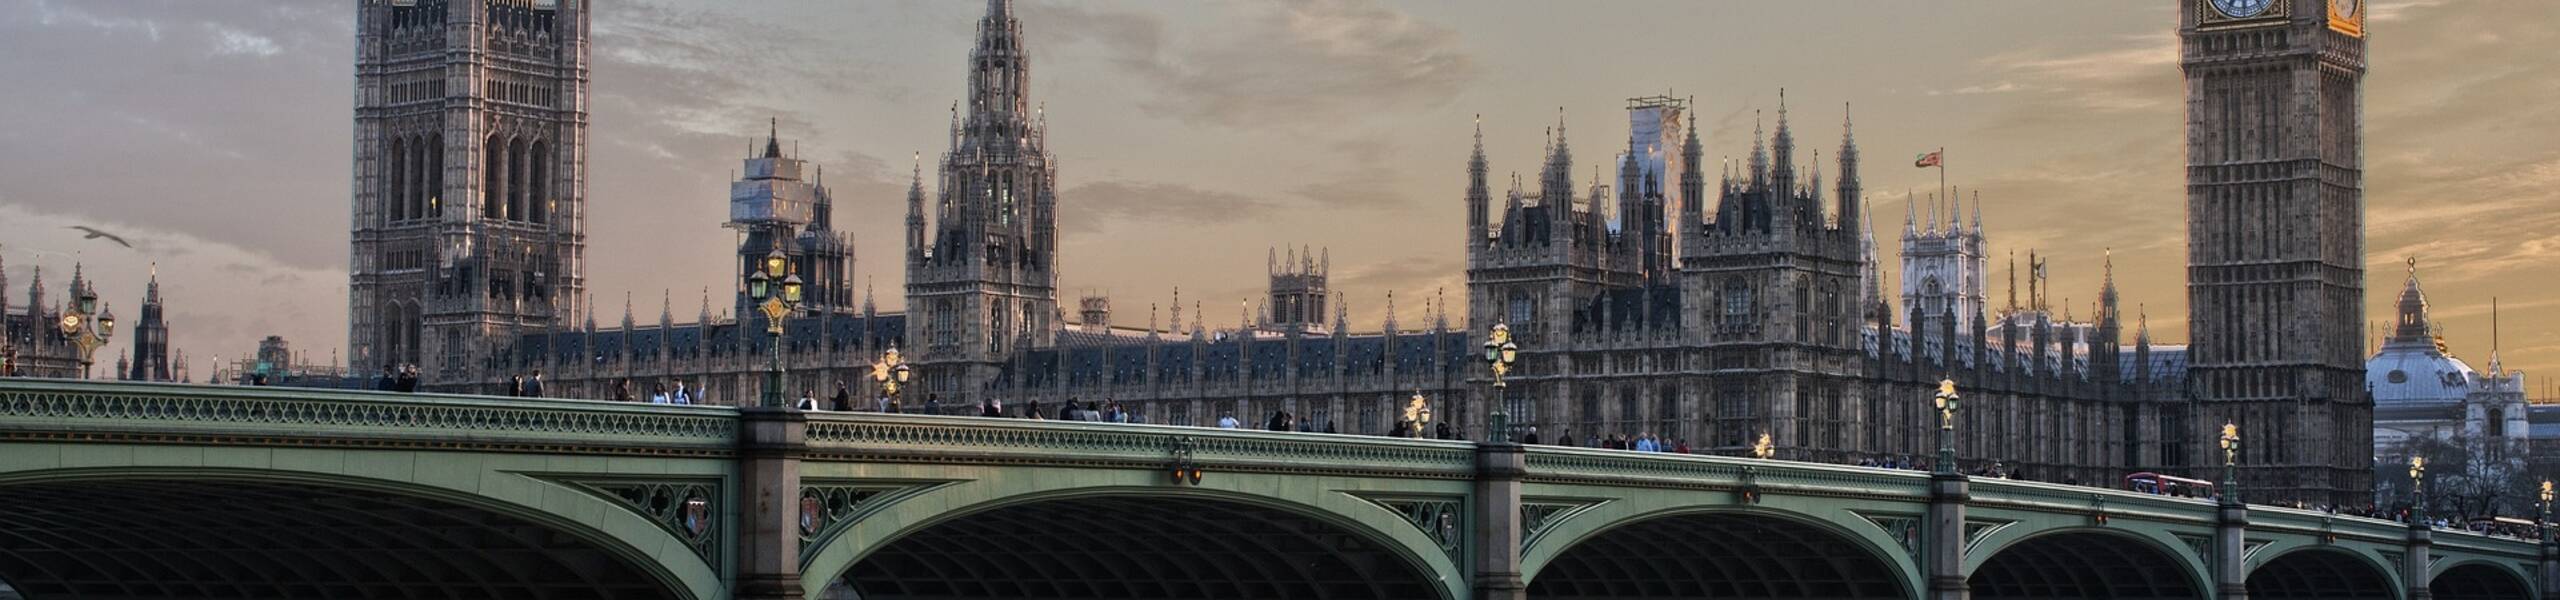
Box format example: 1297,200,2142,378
2390,257,2432,344
1747,111,1768,188
969,0,1029,121
1771,88,1795,190
1837,102,1861,230
763,117,781,159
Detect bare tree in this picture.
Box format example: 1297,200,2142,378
2384,434,2536,522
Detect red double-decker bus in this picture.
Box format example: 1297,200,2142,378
2124,472,2217,498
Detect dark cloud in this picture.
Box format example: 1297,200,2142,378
1054,180,1277,234
1025,0,1478,130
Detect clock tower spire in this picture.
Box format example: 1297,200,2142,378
2180,0,2369,506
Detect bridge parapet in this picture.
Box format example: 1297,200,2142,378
0,379,737,455
804,412,1478,479
1971,477,2219,526
2253,504,2412,546
1521,446,1933,498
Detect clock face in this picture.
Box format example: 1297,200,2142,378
2212,0,2272,18
2328,0,2365,36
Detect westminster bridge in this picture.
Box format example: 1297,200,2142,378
0,379,2549,600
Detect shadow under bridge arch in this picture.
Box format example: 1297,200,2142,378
1526,510,1914,600
0,474,694,600
2431,561,2533,600
833,492,1453,600
2247,546,2397,600
1968,529,2205,600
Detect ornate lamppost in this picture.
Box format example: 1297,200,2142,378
870,344,913,412
746,247,803,408
1483,322,1519,442
1752,432,1775,460
2539,480,2553,544
56,285,114,380
1932,378,1960,475
2408,456,2428,524
2219,423,2241,506
1404,390,1433,439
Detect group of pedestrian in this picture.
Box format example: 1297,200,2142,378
793,382,859,411
372,363,422,392
504,369,546,398
1523,427,1689,453
644,380,696,404
1386,418,1447,439
1048,398,1131,422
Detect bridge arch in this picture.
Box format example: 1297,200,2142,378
803,479,1468,600
1522,506,1914,599
2245,545,2399,600
2429,559,2535,600
1965,527,2209,600
0,462,722,600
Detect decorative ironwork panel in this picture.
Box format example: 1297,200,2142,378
796,481,950,562
554,478,723,567
1856,511,1923,563
1961,518,2015,554
1356,494,1464,560
2241,538,2271,564
1520,499,1605,554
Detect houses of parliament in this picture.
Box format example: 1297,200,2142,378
339,0,2375,504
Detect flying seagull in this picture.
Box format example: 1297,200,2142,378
68,226,132,248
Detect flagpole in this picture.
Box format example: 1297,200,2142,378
1936,146,1947,217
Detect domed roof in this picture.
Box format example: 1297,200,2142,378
2367,258,2474,404
2367,342,2474,405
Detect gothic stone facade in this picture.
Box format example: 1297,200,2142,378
348,0,589,382
428,0,2384,504
2182,0,2376,503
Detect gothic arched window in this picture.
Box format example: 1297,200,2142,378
506,136,527,221
990,302,1008,350
1025,300,1041,342
483,136,503,219
425,134,444,218
527,140,548,224
1720,280,1752,330
931,299,958,349
1823,282,1842,345
388,136,408,223
998,171,1015,227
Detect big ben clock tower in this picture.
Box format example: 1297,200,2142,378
2180,0,2371,506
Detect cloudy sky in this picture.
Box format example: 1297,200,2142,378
1,0,2554,388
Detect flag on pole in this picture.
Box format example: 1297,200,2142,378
1914,151,1942,168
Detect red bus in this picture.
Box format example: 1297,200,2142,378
2125,472,2217,498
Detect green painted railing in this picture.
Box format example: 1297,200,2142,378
0,378,736,453
804,412,1479,479
1523,446,1935,500
1971,477,2220,527
2252,504,2412,546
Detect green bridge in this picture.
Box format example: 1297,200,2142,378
0,379,2548,600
